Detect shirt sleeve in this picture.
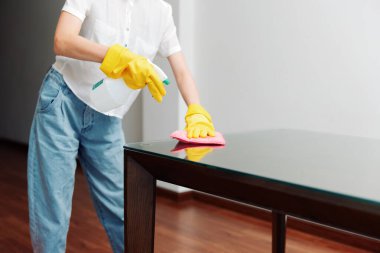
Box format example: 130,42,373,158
62,0,91,22
158,4,182,58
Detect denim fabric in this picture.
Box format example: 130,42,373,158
27,68,125,253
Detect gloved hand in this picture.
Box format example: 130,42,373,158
100,44,166,103
185,104,216,138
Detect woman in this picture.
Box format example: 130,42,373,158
27,0,216,252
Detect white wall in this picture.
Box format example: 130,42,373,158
193,0,380,139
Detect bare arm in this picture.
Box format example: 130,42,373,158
168,52,200,106
54,11,108,63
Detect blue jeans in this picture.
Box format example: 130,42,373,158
27,68,125,253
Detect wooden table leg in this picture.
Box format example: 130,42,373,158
272,211,287,253
125,156,157,253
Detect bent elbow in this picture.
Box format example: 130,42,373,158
54,35,66,56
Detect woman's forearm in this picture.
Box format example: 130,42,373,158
54,11,108,63
54,34,108,63
176,73,200,106
168,52,200,106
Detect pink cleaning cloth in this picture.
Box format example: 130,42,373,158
170,130,226,145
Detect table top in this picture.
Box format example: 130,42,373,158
124,129,380,207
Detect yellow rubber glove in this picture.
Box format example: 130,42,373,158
185,104,216,139
122,59,166,103
100,44,166,103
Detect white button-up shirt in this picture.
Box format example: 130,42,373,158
53,0,181,118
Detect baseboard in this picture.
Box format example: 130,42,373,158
156,187,194,202
157,188,380,252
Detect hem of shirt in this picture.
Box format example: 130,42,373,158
160,46,182,58
51,64,124,119
105,111,124,119
62,6,86,22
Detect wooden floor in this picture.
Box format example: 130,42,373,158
0,141,372,253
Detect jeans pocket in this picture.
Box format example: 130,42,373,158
37,72,63,113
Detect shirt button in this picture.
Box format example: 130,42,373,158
126,27,130,31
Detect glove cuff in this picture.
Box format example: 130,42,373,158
100,44,124,77
186,104,212,122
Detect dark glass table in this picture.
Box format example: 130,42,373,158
124,129,380,253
